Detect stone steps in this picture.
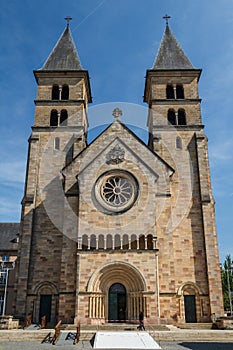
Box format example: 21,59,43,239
79,332,95,342
0,329,55,341
149,329,233,342
62,323,169,332
0,326,233,343
178,323,213,330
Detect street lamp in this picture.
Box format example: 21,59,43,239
1,260,15,316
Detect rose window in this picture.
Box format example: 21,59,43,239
95,171,138,213
101,176,133,206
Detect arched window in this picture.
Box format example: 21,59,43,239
61,85,69,100
90,234,96,250
168,109,176,125
98,235,104,250
107,234,112,249
178,109,186,125
82,235,88,250
131,234,137,250
123,234,129,250
166,84,175,99
176,84,184,99
60,110,68,126
50,110,58,126
52,85,59,100
147,235,153,250
114,235,121,250
54,137,60,150
139,235,145,250
176,137,182,149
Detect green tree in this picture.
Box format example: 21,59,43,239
221,254,233,314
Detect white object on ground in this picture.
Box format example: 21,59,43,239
94,331,161,349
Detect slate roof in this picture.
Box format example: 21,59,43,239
0,223,19,251
153,24,194,69
41,25,82,71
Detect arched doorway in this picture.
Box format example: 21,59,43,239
87,262,147,323
177,282,201,323
33,282,58,326
108,283,126,322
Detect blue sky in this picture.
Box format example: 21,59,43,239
0,0,232,263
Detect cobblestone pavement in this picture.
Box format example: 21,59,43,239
0,342,233,350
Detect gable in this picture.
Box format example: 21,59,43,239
62,120,174,239
63,120,174,179
62,120,174,226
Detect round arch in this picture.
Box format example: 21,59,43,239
87,261,146,293
87,261,147,322
34,281,59,295
33,281,59,326
177,281,202,297
177,281,202,323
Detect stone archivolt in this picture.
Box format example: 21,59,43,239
86,261,148,321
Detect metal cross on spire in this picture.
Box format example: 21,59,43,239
64,17,72,26
163,14,171,25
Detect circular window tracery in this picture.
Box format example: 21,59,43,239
102,176,133,206
95,171,138,214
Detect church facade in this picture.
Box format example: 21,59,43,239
13,22,223,325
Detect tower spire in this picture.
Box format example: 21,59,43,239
153,21,194,69
40,22,82,71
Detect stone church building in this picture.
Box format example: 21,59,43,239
13,21,223,325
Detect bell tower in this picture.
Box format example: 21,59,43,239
15,21,92,322
144,20,202,155
34,21,92,155
144,19,223,320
